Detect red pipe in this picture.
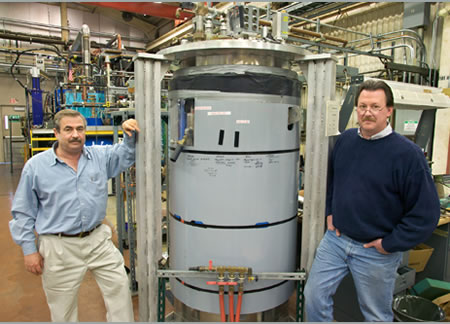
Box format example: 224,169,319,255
219,287,226,322
235,290,243,322
228,286,234,322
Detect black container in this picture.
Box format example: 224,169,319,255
392,295,446,322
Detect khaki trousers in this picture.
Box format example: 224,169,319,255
39,224,134,322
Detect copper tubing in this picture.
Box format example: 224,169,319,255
219,286,226,322
287,32,340,47
235,289,243,322
259,19,271,27
228,285,235,322
290,26,347,45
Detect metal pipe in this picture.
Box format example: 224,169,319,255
378,29,426,49
0,32,65,45
286,36,392,60
289,2,373,28
290,26,348,45
9,116,13,174
0,31,144,51
351,35,426,61
373,44,415,62
259,19,348,45
0,16,148,42
348,31,426,65
0,62,65,72
81,24,91,80
339,44,416,66
283,11,371,37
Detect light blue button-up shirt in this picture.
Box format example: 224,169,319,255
10,132,136,255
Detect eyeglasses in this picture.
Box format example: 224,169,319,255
356,105,385,112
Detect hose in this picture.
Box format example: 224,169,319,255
219,286,226,322
228,285,234,322
235,289,243,322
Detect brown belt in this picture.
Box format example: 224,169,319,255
53,224,102,238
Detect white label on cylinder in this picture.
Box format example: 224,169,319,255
195,106,212,111
236,120,250,124
208,111,231,116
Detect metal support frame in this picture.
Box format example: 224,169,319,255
300,54,337,273
155,269,306,322
158,277,167,322
296,277,305,322
134,53,169,322
125,168,138,292
9,116,13,173
157,269,306,281
112,124,126,254
112,112,138,292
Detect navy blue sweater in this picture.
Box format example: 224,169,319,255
326,129,440,252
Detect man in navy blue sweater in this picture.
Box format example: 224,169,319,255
304,79,440,321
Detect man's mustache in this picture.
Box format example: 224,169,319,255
362,117,376,122
69,139,82,143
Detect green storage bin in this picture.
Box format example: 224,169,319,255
412,278,450,301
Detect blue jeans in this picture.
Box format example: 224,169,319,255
304,230,402,322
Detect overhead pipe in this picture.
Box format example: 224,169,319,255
84,2,194,21
290,26,348,45
259,19,348,46
287,32,342,48
348,31,426,64
338,44,416,66
0,16,148,43
290,2,373,28
0,32,65,45
145,21,193,52
282,11,370,37
0,31,144,51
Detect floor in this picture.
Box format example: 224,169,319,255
0,164,140,321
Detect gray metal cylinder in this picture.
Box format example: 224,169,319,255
160,40,304,316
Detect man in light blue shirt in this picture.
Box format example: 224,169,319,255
10,109,140,322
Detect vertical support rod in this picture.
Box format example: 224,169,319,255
158,277,167,322
60,2,69,45
126,168,138,292
113,124,125,255
301,55,336,273
135,54,167,322
9,116,13,174
296,277,305,322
